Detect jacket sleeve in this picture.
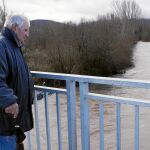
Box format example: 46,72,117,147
0,42,17,108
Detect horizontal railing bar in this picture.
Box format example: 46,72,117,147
87,93,150,107
32,71,150,89
34,85,66,94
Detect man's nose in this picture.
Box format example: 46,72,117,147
25,32,29,38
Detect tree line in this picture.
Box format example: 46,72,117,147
1,0,150,77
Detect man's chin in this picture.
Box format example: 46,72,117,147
21,40,26,44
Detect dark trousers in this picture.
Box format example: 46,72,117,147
16,143,24,150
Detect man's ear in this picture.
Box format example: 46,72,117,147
11,24,17,32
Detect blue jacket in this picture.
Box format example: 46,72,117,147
0,27,33,135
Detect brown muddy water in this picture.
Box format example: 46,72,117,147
24,42,150,150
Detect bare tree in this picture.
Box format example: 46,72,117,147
112,0,142,19
0,0,7,28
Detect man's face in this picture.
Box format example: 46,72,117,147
14,21,30,44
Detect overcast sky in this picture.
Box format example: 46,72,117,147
1,0,150,23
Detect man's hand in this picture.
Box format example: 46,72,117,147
5,103,19,118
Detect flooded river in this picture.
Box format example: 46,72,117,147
90,41,150,150
25,42,150,150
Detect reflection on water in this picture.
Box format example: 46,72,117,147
89,42,150,150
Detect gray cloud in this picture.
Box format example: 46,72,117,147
0,0,150,23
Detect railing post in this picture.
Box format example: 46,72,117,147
134,105,139,150
99,102,104,150
34,91,41,150
116,103,121,150
26,131,32,150
66,80,77,150
79,82,90,150
56,93,62,150
44,91,51,150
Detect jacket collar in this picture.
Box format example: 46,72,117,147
1,27,23,48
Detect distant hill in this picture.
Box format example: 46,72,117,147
27,19,66,48
30,19,64,30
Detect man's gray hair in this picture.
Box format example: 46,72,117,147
4,14,30,28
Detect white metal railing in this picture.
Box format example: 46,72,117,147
25,71,150,150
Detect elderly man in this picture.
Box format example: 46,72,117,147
0,15,34,150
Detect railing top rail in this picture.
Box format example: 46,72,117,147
31,71,150,89
34,85,66,94
88,93,150,107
